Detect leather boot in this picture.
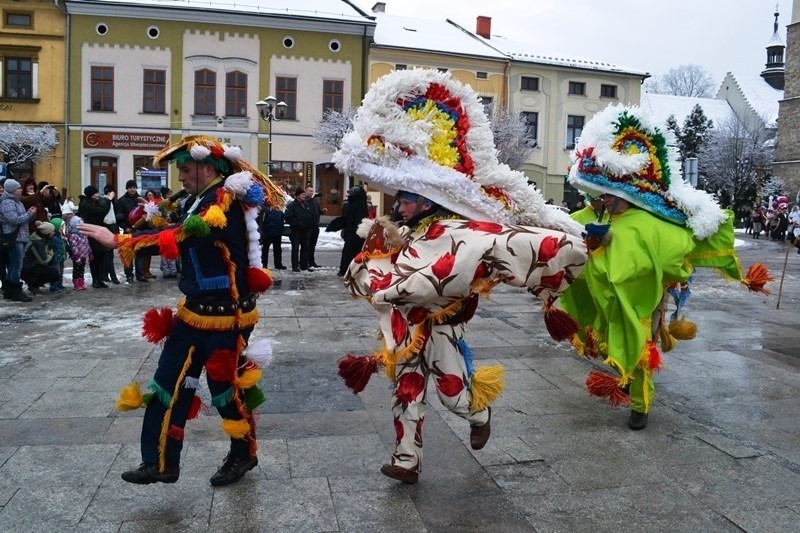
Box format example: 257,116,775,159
628,410,649,430
470,406,491,450
121,462,179,484
8,283,33,302
209,454,258,487
380,464,419,484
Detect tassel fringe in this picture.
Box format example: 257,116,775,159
742,262,773,295
469,365,505,411
543,304,579,342
585,370,631,407
338,354,378,394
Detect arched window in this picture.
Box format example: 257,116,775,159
225,70,247,117
194,68,216,116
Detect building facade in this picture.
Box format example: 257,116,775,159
775,0,800,197
64,0,374,208
0,0,67,188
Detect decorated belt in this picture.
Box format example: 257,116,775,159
183,295,258,315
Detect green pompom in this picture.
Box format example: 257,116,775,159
182,214,211,237
243,386,266,410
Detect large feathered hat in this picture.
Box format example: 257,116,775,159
333,69,582,236
568,104,725,239
153,135,285,211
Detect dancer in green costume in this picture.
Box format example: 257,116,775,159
560,104,771,430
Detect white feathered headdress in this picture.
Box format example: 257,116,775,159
333,69,582,236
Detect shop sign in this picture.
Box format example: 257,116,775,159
83,131,169,150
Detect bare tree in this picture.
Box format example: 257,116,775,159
0,124,58,165
491,108,535,170
312,107,356,153
644,64,716,98
700,113,775,208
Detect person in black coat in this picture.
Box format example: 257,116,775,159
260,205,286,269
78,185,112,288
284,188,314,272
338,186,369,276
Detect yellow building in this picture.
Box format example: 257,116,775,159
0,0,67,189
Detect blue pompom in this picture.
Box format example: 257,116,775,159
583,223,610,240
457,337,475,377
244,184,265,206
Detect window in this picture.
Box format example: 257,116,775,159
91,66,114,111
568,81,586,96
521,76,539,91
600,84,617,98
479,96,493,116
194,68,216,115
276,76,297,120
437,67,448,73
142,69,166,114
566,115,585,149
5,57,32,99
395,64,407,71
521,111,538,146
476,71,488,80
322,79,344,113
5,12,32,28
225,71,247,117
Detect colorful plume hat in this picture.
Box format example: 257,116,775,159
568,104,726,239
153,135,285,211
333,69,582,236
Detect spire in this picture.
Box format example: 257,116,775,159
761,4,785,90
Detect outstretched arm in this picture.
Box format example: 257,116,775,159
77,223,118,249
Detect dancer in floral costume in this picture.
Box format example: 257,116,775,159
333,69,588,484
559,104,771,430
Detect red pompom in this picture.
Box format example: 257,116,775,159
141,307,175,344
206,348,237,382
647,341,662,372
338,354,378,394
743,262,773,295
247,266,273,293
586,370,631,407
157,229,180,260
187,396,207,420
544,304,579,342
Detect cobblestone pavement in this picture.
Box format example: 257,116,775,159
1,235,800,532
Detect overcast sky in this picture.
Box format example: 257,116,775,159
355,0,793,84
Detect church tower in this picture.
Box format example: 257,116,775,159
773,1,800,197
761,7,786,89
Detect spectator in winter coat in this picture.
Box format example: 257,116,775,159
337,186,368,276
260,206,286,270
284,188,314,272
0,178,37,301
115,179,146,282
305,186,326,268
78,185,113,288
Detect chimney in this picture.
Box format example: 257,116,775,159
372,2,386,13
476,16,491,39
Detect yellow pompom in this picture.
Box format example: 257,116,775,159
221,418,251,439
668,317,697,340
469,365,505,411
238,368,263,389
116,382,145,411
659,325,677,353
203,204,228,228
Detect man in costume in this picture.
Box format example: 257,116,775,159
570,193,609,225
559,104,771,430
80,136,284,485
332,69,589,484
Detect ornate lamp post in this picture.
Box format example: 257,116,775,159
255,96,288,178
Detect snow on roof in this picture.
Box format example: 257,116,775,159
67,0,373,22
767,30,785,47
640,92,734,129
719,73,782,127
480,34,649,77
372,13,507,60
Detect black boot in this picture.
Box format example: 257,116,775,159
7,283,32,302
209,454,258,486
628,410,649,430
121,462,179,484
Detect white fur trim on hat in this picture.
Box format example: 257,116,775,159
333,69,582,236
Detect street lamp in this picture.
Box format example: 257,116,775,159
255,95,288,178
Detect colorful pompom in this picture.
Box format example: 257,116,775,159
157,229,180,260
247,267,273,293
221,418,252,439
244,184,265,206
585,370,631,406
243,386,266,410
668,317,697,340
742,262,773,295
244,339,274,368
116,382,146,411
142,307,175,343
206,348,237,382
338,354,378,394
202,204,228,228
543,304,579,341
182,214,211,237
238,368,263,389
469,365,505,411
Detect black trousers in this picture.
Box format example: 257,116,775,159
261,234,284,268
308,225,320,265
289,228,310,270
